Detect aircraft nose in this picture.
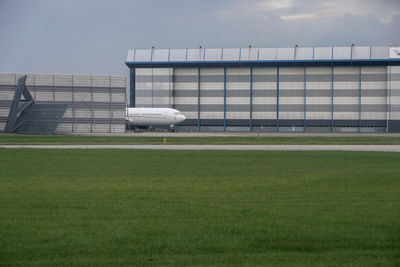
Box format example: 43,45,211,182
177,114,186,123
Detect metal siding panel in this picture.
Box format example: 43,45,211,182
333,47,351,59
169,49,187,61
333,67,359,120
152,49,169,62
279,67,304,120
258,48,277,60
74,109,92,118
240,48,258,61
54,75,73,86
55,92,72,102
296,47,313,60
277,48,295,60
222,48,240,61
252,67,277,120
35,74,53,86
0,90,14,100
362,66,387,121
74,92,91,102
0,73,17,85
73,75,91,87
187,49,204,61
314,47,332,60
134,49,152,62
390,66,400,120
306,67,332,120
92,75,110,87
35,91,54,102
74,123,92,133
110,76,126,88
93,93,110,102
126,50,135,62
111,93,126,103
371,46,388,59
94,110,111,118
204,48,222,61
352,47,370,59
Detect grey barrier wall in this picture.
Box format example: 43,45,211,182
134,66,400,132
0,73,126,133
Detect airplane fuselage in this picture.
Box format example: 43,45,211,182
126,108,186,126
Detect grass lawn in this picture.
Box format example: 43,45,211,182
0,149,399,266
0,134,400,145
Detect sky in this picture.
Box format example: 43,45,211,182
0,0,399,78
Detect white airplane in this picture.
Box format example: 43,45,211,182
126,107,186,130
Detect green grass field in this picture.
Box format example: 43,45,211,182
0,149,399,266
0,134,400,145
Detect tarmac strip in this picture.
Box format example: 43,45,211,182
1,145,400,152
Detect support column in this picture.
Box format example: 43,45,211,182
331,66,334,132
109,75,112,133
198,68,201,132
52,74,55,103
72,75,75,133
359,66,362,132
129,68,136,107
276,66,280,132
387,64,391,132
250,67,253,132
90,76,93,133
224,67,227,132
331,47,334,132
304,66,307,132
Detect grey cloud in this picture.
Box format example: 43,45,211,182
0,0,399,77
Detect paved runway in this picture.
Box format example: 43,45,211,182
75,132,400,137
1,145,400,152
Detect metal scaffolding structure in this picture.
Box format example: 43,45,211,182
4,75,70,134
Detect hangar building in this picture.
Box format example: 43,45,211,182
126,46,400,132
0,73,126,134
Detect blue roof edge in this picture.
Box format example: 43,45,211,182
125,58,400,68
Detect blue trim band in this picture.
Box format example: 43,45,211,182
126,59,400,68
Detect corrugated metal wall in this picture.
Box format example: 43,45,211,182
390,66,400,131
135,65,400,132
0,73,126,133
174,68,197,120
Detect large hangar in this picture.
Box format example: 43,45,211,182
126,46,400,132
0,73,126,134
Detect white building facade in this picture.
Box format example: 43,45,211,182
127,46,400,132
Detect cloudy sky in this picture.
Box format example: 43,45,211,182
0,0,399,77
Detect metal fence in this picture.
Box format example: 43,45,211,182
0,73,126,133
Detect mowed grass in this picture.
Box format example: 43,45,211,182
1,134,400,145
0,149,399,266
